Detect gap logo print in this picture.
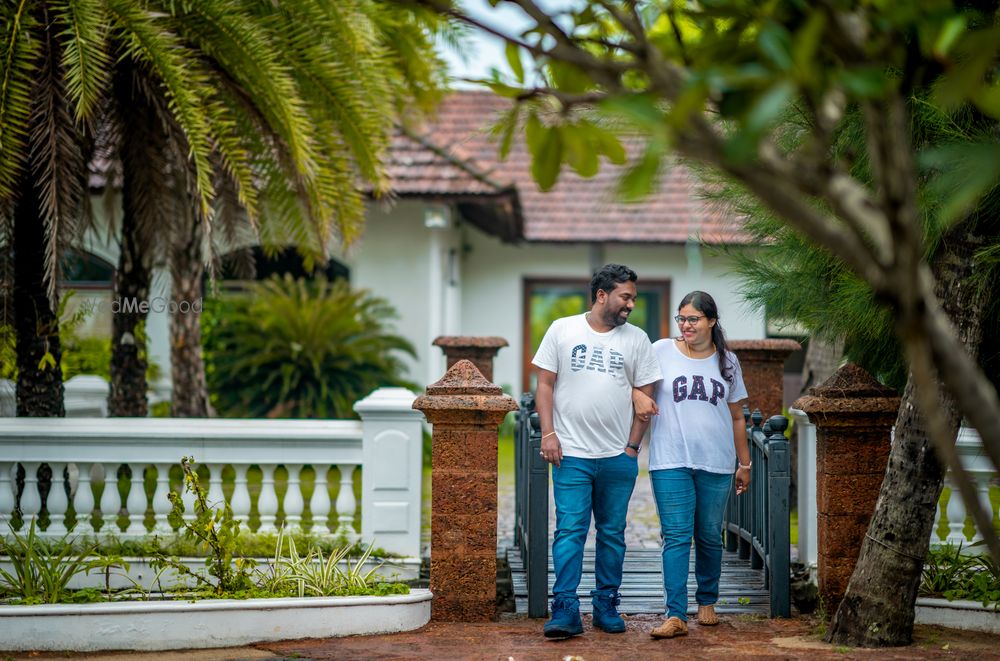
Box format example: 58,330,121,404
672,375,726,406
570,343,626,383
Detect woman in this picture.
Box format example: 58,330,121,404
636,291,752,639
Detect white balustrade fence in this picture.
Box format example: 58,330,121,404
0,387,424,558
792,410,996,568
935,427,996,549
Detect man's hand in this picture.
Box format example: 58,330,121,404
624,445,639,458
541,432,563,467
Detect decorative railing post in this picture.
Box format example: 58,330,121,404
789,407,818,574
793,363,899,613
513,392,549,618
729,339,801,419
413,360,517,622
354,387,424,558
765,416,791,618
432,336,508,382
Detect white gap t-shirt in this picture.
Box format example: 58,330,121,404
532,314,662,459
648,339,749,474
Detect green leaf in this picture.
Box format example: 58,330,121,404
758,21,792,71
973,83,1000,120
494,106,519,160
525,112,543,154
601,94,663,129
791,11,825,84
505,41,524,84
837,67,889,98
591,126,627,165
618,147,661,202
561,123,599,178
484,80,523,98
745,80,795,133
920,142,1000,227
933,15,967,59
549,61,592,93
530,125,563,191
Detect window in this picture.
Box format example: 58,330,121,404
522,278,670,392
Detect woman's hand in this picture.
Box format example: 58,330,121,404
632,389,659,423
735,465,751,495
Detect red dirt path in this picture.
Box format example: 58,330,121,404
259,613,1000,661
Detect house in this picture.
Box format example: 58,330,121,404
67,90,767,401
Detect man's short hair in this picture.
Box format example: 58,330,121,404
590,263,638,302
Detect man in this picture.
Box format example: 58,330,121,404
532,263,661,638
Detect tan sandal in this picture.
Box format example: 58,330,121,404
650,616,688,639
697,604,719,626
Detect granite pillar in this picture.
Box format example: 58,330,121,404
412,359,517,621
730,339,801,418
792,363,899,613
432,336,508,383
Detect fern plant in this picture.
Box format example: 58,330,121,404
203,275,416,419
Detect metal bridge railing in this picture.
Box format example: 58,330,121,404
723,409,791,617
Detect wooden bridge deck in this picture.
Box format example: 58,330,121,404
505,545,769,616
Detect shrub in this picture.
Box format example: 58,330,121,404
921,543,1000,607
202,275,416,418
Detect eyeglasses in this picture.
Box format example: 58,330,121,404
674,315,706,325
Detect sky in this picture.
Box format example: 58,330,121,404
436,0,573,88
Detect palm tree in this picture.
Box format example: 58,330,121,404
0,0,449,417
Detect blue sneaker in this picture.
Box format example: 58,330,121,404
544,595,584,639
591,590,626,633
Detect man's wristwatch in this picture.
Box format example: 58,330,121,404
626,443,641,455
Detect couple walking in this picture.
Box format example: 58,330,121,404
533,263,752,640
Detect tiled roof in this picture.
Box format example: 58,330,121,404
388,90,748,244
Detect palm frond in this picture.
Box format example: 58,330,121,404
0,1,41,200
52,0,112,124
165,0,318,181
104,0,217,217
30,19,86,302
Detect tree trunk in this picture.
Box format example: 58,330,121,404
13,175,64,417
107,187,151,417
827,228,987,646
170,207,208,417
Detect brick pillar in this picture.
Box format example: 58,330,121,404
792,363,899,613
412,359,517,621
432,336,508,382
730,339,800,418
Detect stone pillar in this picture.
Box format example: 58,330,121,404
792,363,899,613
730,339,801,418
412,359,517,621
432,336,508,383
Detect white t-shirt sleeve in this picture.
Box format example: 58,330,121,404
531,319,561,373
632,334,662,387
727,352,749,403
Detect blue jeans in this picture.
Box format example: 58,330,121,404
551,453,638,601
650,467,732,620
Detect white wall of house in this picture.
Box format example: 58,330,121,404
332,199,463,389
73,195,764,403
459,225,766,397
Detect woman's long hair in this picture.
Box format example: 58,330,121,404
679,290,734,385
